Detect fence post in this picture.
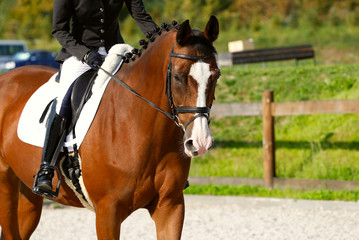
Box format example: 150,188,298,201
262,90,275,188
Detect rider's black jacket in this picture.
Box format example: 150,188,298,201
52,0,157,62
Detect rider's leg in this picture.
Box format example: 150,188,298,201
55,56,93,114
32,57,91,198
34,100,68,186
32,48,107,198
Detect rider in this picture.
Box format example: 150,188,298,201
32,0,157,198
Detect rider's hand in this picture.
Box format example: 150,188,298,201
84,51,104,70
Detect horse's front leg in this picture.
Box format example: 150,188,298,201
0,163,21,240
149,194,185,240
18,182,43,240
95,198,128,240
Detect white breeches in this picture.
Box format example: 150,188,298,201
55,47,107,114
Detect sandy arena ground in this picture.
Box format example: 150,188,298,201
2,195,359,239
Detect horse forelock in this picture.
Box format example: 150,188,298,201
180,29,217,57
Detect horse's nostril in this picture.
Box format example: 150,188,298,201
185,139,194,150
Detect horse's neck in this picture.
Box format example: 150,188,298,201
90,32,184,165
114,32,175,110
103,32,176,128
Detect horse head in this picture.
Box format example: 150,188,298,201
100,17,220,158
168,16,220,157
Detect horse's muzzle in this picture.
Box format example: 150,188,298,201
184,131,214,157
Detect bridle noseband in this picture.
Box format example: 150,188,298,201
166,43,214,130
98,42,215,131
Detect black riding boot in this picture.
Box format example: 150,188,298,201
32,109,68,199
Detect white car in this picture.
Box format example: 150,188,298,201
0,40,27,72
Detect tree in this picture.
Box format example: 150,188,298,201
7,0,53,42
0,0,18,38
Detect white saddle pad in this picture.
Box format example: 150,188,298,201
17,44,133,151
17,73,110,151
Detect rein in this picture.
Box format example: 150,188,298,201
98,43,214,131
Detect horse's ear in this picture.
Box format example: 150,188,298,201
176,20,192,46
203,15,219,43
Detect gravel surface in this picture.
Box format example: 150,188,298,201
2,195,359,239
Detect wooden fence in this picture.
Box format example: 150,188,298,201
208,90,359,189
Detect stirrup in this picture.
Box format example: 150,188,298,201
32,166,62,199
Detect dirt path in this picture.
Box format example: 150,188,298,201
3,195,359,239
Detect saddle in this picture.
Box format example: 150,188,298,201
58,51,126,204
70,69,97,131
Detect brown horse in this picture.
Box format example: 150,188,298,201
0,16,220,240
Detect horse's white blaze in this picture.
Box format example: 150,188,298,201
190,61,210,107
186,61,213,156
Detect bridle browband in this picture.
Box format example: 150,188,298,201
98,42,215,131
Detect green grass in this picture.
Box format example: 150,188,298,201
190,63,359,186
184,184,359,202
216,63,359,103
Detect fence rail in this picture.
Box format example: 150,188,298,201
211,90,359,189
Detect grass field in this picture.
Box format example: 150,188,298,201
191,63,359,180
187,62,359,200
185,61,359,201
183,184,359,201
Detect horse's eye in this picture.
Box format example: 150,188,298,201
174,75,182,83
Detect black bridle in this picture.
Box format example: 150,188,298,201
165,43,213,130
98,43,215,131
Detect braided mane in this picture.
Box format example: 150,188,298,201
121,21,180,63
121,20,217,63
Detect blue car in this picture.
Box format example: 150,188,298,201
0,50,60,71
